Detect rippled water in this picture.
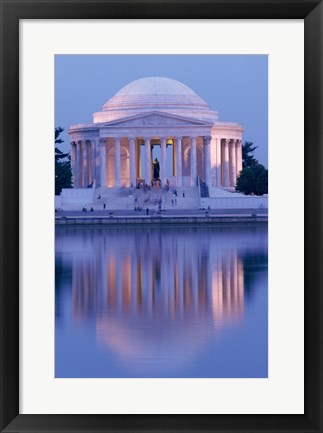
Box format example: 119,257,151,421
55,225,268,378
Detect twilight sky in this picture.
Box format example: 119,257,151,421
55,55,268,167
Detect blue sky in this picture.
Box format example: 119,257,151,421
55,55,268,167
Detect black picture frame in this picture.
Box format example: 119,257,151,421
0,1,322,432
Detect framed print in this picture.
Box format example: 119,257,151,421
0,0,322,432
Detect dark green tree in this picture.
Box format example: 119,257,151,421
242,141,259,168
55,127,72,195
236,163,268,195
255,165,268,195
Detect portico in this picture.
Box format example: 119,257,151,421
70,134,243,189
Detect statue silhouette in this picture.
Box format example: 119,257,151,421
153,158,160,179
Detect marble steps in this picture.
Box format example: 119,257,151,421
208,186,244,198
92,188,133,210
164,187,200,209
90,186,200,210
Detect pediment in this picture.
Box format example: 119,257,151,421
100,111,212,128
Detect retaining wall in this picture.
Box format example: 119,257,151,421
55,215,268,226
202,196,268,209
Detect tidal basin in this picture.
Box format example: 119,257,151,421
55,225,268,378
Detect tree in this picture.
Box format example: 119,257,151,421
236,163,268,195
242,141,258,168
55,127,72,195
235,140,268,195
255,165,268,195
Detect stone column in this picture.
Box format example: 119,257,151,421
229,139,237,187
172,141,176,176
129,137,136,187
100,139,106,188
95,138,101,186
91,140,96,186
190,137,197,186
216,138,222,187
236,139,243,177
210,136,217,186
175,136,182,187
70,142,76,187
160,137,167,185
76,141,82,187
144,137,151,185
204,135,212,186
115,137,121,187
223,139,230,187
137,141,141,179
82,141,89,188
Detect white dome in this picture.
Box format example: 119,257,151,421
93,76,218,123
103,76,209,110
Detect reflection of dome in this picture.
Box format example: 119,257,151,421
96,315,216,376
94,76,218,123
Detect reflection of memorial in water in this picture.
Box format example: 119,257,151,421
60,227,252,373
55,225,268,376
69,228,245,325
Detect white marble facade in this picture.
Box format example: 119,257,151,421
68,77,244,189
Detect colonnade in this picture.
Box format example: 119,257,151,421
219,138,243,188
70,136,243,189
70,139,98,188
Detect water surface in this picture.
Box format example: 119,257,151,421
55,225,268,378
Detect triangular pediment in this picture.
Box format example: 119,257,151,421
100,111,212,128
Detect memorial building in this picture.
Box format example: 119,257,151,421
68,76,244,190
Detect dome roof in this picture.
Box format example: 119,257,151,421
102,76,209,110
93,76,218,123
